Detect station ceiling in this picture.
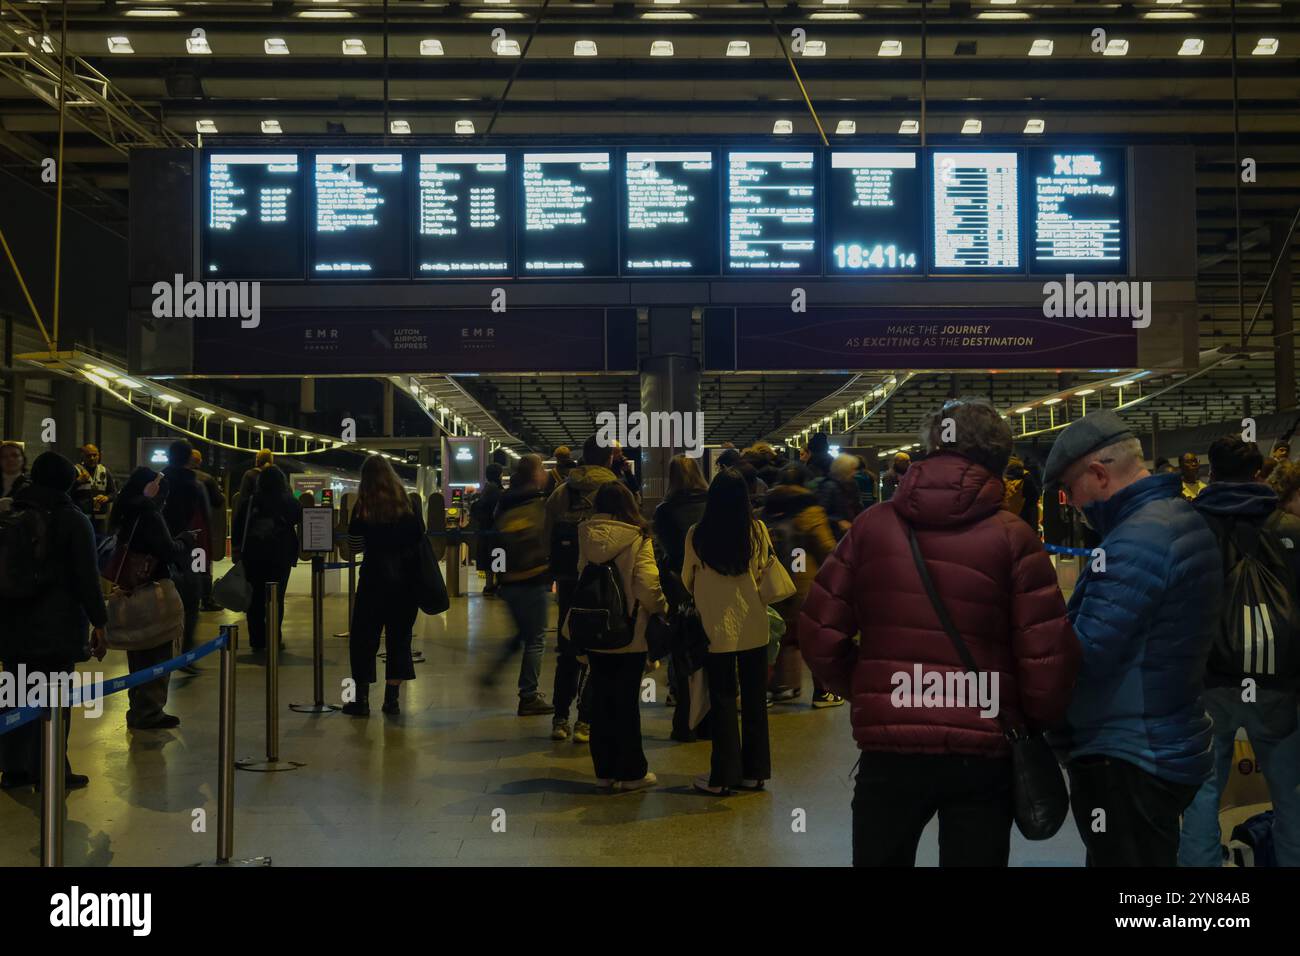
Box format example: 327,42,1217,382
1,0,1298,452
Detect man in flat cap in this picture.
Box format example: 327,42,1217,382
1043,409,1220,867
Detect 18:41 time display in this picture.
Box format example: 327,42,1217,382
832,243,917,270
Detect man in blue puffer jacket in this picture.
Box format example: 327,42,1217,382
1044,410,1220,866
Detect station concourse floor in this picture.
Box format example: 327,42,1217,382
0,563,1090,868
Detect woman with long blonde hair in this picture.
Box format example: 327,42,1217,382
343,455,422,716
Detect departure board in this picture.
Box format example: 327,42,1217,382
931,151,1021,271
622,151,719,274
725,151,818,274
519,151,617,275
415,153,513,276
205,152,303,278
1030,148,1127,274
312,152,408,277
825,151,923,275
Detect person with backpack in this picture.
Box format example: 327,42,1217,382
230,464,302,654
481,454,555,717
160,439,212,659
761,463,843,709
1178,436,1300,867
238,448,276,500
470,463,504,597
543,434,619,743
798,399,1080,866
853,456,878,512
566,481,667,791
684,468,796,795
107,467,193,729
342,455,423,717
0,452,108,790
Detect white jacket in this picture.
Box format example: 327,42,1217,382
683,519,794,654
572,515,667,654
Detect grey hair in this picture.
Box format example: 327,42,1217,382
920,397,1014,476
830,453,858,482
1081,436,1145,477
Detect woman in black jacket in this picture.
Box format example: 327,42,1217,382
0,452,107,790
108,467,193,729
343,455,423,717
231,465,302,653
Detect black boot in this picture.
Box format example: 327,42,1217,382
382,683,400,715
341,693,370,717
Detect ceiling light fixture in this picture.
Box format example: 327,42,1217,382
835,120,856,135
573,40,598,57
899,119,919,134
106,36,134,54
264,37,289,55
420,38,444,56
1024,118,1045,134
727,40,750,57
878,40,902,57
455,119,475,134
495,38,521,56
976,11,1030,19
342,38,367,56
650,40,674,56
125,8,180,17
1029,38,1053,56
1179,38,1204,55
260,119,282,134
1253,37,1279,55
186,33,212,55
390,120,411,134
962,118,982,134
195,119,218,134
803,40,827,56
1104,38,1130,56
296,10,355,18
773,120,793,134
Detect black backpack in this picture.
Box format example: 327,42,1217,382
565,558,638,652
0,502,53,599
550,483,600,580
1205,514,1300,682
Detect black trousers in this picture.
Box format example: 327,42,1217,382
349,586,418,688
1066,755,1199,867
587,651,649,782
126,640,174,725
245,561,291,650
176,569,202,652
552,577,592,723
705,646,770,787
669,655,711,742
0,659,75,780
851,751,1014,867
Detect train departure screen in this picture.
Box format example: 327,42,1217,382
312,152,408,276
1030,148,1127,274
415,153,513,276
725,151,818,274
931,151,1021,271
825,151,923,274
519,152,616,275
622,150,719,275
205,153,303,278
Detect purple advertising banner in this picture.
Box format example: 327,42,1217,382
733,307,1138,370
192,308,608,375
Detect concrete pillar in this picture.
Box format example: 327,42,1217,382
1272,219,1295,412
52,377,79,461
382,380,395,436
639,307,699,508
301,377,316,414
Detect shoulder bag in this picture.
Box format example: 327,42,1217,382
903,519,1069,842
106,517,184,652
212,499,255,612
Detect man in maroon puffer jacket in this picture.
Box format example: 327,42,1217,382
799,398,1081,866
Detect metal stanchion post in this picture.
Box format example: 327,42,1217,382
446,530,461,599
39,690,65,868
333,557,355,638
292,557,338,713
237,583,303,772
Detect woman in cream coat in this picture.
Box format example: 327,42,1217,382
684,468,796,795
573,481,668,792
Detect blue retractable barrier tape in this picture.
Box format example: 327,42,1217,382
0,632,229,737
1043,543,1093,557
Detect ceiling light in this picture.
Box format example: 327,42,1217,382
961,118,982,134
773,120,793,134
260,119,282,134
641,12,695,20
976,11,1030,19
264,37,289,55
195,407,215,416
727,40,750,57
158,394,182,404
1029,39,1054,56
117,378,143,390
650,40,674,57
822,0,849,4
254,424,270,431
803,40,827,57
277,430,292,436
420,38,444,56
125,8,180,17
342,38,367,56
389,119,411,134
495,38,521,56
1074,389,1096,396
186,34,212,55
574,40,598,57
1013,406,1033,415
1178,38,1204,56
470,10,526,18
455,119,475,134
654,0,680,4
296,9,355,18
106,36,134,54
1024,118,1045,134
1103,38,1129,56
1109,380,1132,388
835,120,856,135
1253,38,1279,56
878,40,902,57
899,119,919,134
810,12,860,19
227,417,245,424
1144,10,1195,18
195,119,218,134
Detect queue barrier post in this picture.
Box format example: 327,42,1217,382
39,694,66,867
291,556,338,713
333,556,355,639
236,582,303,772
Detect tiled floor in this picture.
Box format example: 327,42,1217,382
0,563,1089,867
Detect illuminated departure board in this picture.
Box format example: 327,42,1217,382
1030,148,1127,274
725,151,818,274
825,151,922,274
520,152,617,275
415,153,513,276
205,152,303,278
312,152,408,276
622,150,719,274
931,151,1021,271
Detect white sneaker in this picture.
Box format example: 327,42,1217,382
614,772,657,793
594,777,614,790
693,774,727,795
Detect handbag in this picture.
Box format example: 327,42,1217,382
105,518,184,652
414,533,450,615
212,499,256,612
903,519,1070,842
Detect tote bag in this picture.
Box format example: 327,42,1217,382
105,518,184,652
212,500,256,612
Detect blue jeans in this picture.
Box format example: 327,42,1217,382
1179,686,1300,867
499,580,550,698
